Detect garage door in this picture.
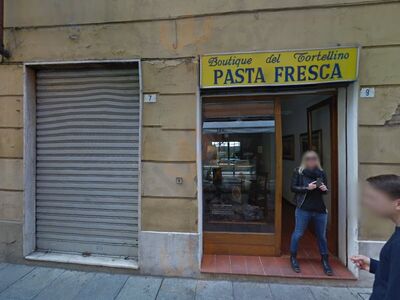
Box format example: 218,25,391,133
35,65,140,258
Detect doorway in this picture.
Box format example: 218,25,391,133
280,93,339,257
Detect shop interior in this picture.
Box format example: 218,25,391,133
280,94,337,256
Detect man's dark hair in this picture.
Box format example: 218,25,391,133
367,174,400,200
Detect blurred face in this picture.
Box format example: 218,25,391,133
362,183,400,218
304,153,319,169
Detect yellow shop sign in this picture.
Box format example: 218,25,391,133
200,47,359,88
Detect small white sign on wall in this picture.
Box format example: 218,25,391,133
360,87,375,98
144,94,157,103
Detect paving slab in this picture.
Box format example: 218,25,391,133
115,276,163,300
0,266,64,300
309,286,358,300
196,280,233,300
34,270,95,300
357,293,372,300
348,288,373,300
233,281,273,300
269,284,315,300
156,278,197,300
0,264,35,293
73,273,128,300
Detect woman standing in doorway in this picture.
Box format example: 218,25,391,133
289,150,333,276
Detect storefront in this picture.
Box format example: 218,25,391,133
0,0,400,284
196,48,359,277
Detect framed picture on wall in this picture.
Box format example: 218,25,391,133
282,135,295,160
299,130,323,161
299,133,308,155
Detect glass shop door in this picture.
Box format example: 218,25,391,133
202,95,282,256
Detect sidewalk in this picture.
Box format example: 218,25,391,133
0,263,371,300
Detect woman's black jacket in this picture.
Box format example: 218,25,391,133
291,168,328,208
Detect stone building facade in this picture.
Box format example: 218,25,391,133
0,0,399,284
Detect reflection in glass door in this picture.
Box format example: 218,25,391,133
202,96,282,256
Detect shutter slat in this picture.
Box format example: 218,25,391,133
37,69,137,78
37,153,137,163
37,82,138,91
37,150,139,157
37,213,137,225
36,181,138,190
37,194,136,204
37,89,138,98
37,128,139,135
37,107,139,117
37,175,138,183
36,188,138,197
35,169,138,176
37,121,139,130
37,225,138,238
36,102,139,111
37,114,140,123
37,95,139,104
37,161,138,168
36,207,138,218
37,200,137,209
37,220,138,232
37,75,138,85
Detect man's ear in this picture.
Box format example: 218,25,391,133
394,199,400,211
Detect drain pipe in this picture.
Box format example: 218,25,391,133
0,0,10,58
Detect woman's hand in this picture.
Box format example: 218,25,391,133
350,255,370,271
307,181,317,190
319,184,328,192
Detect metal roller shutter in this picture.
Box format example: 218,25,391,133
35,65,140,258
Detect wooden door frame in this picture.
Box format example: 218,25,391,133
306,96,339,255
202,96,283,256
274,97,283,256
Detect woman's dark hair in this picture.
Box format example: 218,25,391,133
366,174,400,200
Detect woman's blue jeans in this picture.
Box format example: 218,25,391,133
290,208,328,255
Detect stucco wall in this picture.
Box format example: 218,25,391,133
0,0,399,263
358,54,400,240
5,0,397,28
3,3,400,61
0,64,24,262
141,59,198,233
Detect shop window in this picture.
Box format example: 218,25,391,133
202,97,276,233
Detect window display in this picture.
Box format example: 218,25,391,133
202,98,276,233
